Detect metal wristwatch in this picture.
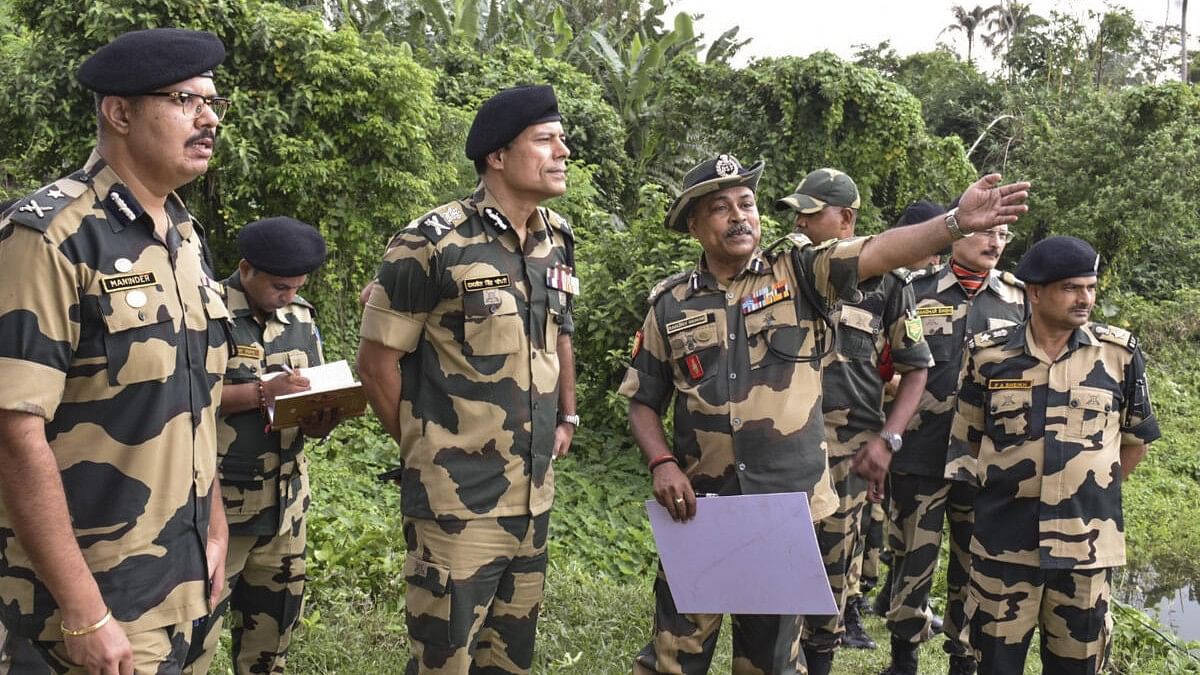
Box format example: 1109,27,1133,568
558,413,580,428
944,207,967,240
880,431,903,453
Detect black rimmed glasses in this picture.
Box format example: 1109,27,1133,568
138,91,231,121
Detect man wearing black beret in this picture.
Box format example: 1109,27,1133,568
186,217,340,674
951,236,1159,674
358,84,579,673
0,27,233,673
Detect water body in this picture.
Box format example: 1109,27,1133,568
1152,586,1200,642
1119,565,1200,644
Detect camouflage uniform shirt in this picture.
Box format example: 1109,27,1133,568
360,185,575,520
0,151,230,639
950,322,1159,569
822,270,934,453
896,265,1026,480
618,235,868,520
217,273,323,536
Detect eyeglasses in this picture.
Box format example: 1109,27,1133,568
138,91,231,121
972,229,1014,243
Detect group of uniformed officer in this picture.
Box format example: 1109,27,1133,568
0,23,1156,675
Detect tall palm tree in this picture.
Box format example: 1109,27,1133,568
984,2,1045,60
947,4,992,65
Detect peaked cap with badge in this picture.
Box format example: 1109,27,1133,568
664,153,765,232
77,27,225,95
239,216,327,277
1015,235,1099,285
465,84,562,161
776,168,861,214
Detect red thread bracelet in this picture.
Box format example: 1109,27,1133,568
648,454,680,472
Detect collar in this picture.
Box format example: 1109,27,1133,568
85,149,193,238
1014,322,1100,358
470,183,549,239
686,249,770,298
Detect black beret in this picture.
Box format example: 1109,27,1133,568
893,199,945,227
465,85,561,161
77,28,225,96
238,217,327,277
1016,236,1099,285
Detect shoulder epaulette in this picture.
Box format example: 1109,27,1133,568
765,232,807,253
647,270,691,305
890,266,915,284
999,270,1025,288
907,266,936,283
1091,323,1136,352
6,172,89,233
969,325,1014,350
413,200,472,243
291,294,316,312
541,207,574,241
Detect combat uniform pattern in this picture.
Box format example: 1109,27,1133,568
0,151,230,642
952,322,1159,674
360,185,575,674
185,274,324,674
619,233,868,674
803,270,932,652
886,265,1026,653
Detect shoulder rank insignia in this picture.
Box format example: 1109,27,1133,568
421,212,452,237
647,269,692,305
970,326,1011,350
890,267,915,284
1092,323,1136,351
7,174,89,233
906,266,935,283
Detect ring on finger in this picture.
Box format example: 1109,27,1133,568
674,497,685,504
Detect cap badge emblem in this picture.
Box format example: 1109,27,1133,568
714,154,738,177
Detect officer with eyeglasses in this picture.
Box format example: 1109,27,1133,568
876,202,1027,675
0,28,233,674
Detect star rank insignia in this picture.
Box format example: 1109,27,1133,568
45,187,66,199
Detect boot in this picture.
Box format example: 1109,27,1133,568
948,654,977,675
871,567,894,617
930,613,944,636
877,635,919,675
802,646,834,675
841,600,877,650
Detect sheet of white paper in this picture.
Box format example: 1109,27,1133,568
297,360,355,392
646,492,837,615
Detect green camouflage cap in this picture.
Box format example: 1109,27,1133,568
664,154,765,232
775,168,861,214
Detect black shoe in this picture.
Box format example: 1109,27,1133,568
877,636,919,675
803,647,834,675
948,654,977,675
842,601,877,650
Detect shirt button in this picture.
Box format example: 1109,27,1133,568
732,417,742,427
729,372,737,380
726,292,735,300
738,462,747,471
729,332,737,341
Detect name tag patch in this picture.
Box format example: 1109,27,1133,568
988,379,1033,390
916,305,954,317
463,274,510,292
101,272,157,293
666,312,715,336
236,345,265,359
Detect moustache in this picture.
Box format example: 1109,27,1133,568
725,223,753,238
186,130,216,145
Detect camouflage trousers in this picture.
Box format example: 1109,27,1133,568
850,498,887,596
184,520,308,674
403,511,549,675
633,563,805,675
967,556,1113,675
0,623,50,675
800,442,869,653
17,620,194,674
886,472,976,656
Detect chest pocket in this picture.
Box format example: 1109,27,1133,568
1065,386,1116,440
100,287,181,386
462,287,521,356
265,349,311,372
668,314,720,385
987,388,1032,443
836,305,879,360
744,300,802,369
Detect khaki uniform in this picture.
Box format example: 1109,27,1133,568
360,185,575,674
619,234,868,674
803,270,932,652
952,322,1159,674
185,274,323,674
0,151,229,665
886,265,1025,655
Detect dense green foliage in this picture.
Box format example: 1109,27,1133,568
2,0,1199,670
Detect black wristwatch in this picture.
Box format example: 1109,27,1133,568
558,413,580,428
881,431,903,453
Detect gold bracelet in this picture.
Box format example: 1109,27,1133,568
61,608,113,637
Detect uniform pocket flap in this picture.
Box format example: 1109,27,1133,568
838,305,877,334
1069,386,1114,413
403,555,450,596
